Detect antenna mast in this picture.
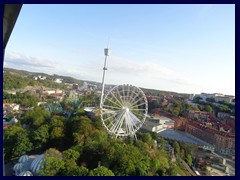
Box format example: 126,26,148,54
100,41,111,109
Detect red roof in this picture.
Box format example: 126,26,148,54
187,121,234,138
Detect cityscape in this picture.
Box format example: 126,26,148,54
3,4,235,176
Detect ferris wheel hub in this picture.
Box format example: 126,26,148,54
122,106,129,112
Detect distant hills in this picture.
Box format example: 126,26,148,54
3,67,188,97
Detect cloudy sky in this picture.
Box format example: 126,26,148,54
4,4,235,95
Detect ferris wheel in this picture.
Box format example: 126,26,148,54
100,84,148,137
100,47,148,138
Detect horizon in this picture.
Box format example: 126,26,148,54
4,67,235,97
4,4,235,96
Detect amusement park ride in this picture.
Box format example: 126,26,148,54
100,46,148,140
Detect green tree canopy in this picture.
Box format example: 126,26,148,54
4,126,32,161
173,141,180,154
89,166,115,176
63,149,80,162
186,154,193,166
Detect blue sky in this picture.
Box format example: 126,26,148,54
4,4,235,95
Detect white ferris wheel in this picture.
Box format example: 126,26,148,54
100,47,148,138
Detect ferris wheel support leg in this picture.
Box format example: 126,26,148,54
134,134,138,141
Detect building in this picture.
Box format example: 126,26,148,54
54,78,62,83
174,117,188,131
12,154,45,176
185,121,235,156
189,94,195,101
44,90,55,95
199,93,235,103
217,112,231,120
214,96,234,103
141,114,174,132
187,110,210,121
72,83,79,90
224,117,235,131
3,103,20,112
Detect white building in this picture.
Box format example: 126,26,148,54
189,94,195,101
54,78,62,83
38,75,46,80
141,115,174,133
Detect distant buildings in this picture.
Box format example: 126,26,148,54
33,75,46,80
72,83,79,90
198,93,235,103
184,110,235,156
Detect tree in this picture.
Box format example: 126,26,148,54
50,115,65,127
157,156,169,175
89,166,115,176
172,107,180,116
186,154,193,166
63,149,80,162
63,166,89,176
172,141,180,154
142,133,152,143
39,156,65,176
39,148,65,176
218,104,231,113
31,124,49,152
206,97,215,103
45,148,62,158
180,149,185,159
204,105,213,113
4,126,32,161
167,164,178,176
50,127,64,139
24,106,50,128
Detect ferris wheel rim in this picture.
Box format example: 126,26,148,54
100,84,148,137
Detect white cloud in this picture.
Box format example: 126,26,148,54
5,51,59,69
4,51,100,81
109,55,173,75
108,55,198,87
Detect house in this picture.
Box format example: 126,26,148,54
54,78,62,83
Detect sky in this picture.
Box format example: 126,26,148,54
4,4,235,95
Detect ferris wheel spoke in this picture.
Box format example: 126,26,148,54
128,91,141,105
127,86,136,103
121,85,127,103
129,101,146,110
128,112,140,131
109,110,124,130
129,111,143,124
126,112,135,135
110,91,124,107
116,86,124,105
110,111,125,134
104,98,122,109
123,113,129,135
129,108,146,111
123,85,130,103
102,113,116,122
103,105,122,110
102,109,123,120
132,108,146,116
129,96,145,108
131,112,144,122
